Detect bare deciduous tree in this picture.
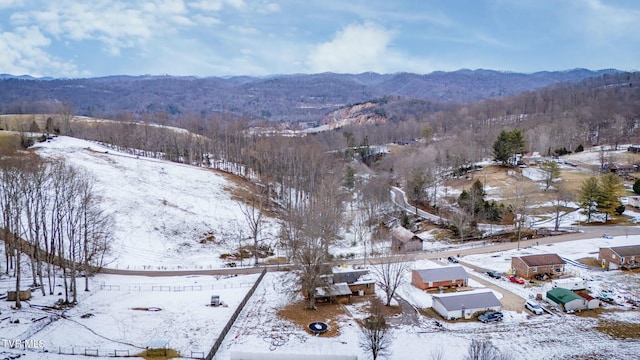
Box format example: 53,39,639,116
464,339,511,360
238,186,266,266
359,300,393,360
370,250,409,306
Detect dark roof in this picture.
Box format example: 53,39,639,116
575,292,596,301
516,254,565,267
432,291,501,311
607,245,640,257
414,266,468,283
332,270,370,284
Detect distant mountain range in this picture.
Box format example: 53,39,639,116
0,69,620,122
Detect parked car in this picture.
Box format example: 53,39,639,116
447,256,459,263
478,311,503,323
486,271,502,279
525,300,544,315
509,275,525,284
602,233,613,239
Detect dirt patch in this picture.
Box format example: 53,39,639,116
135,348,181,359
276,296,395,337
277,299,351,337
596,319,640,339
577,257,601,267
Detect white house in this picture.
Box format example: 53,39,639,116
431,290,501,320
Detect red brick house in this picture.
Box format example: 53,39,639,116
411,265,468,291
511,254,565,279
599,245,640,270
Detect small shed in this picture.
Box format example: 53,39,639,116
389,226,423,253
546,288,586,312
511,253,566,279
575,292,600,310
412,266,469,291
332,269,375,295
599,245,640,270
432,291,501,320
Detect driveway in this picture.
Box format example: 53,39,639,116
460,260,525,312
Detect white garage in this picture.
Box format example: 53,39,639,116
432,290,501,320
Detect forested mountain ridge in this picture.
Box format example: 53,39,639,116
0,69,618,123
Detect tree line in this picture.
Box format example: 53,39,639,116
0,146,112,308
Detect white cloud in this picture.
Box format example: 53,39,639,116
0,26,84,77
0,0,22,10
9,0,197,56
305,21,432,74
188,0,245,12
306,22,394,73
574,0,640,42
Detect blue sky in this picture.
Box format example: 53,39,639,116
1,0,639,78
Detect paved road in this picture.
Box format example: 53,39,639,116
97,224,640,277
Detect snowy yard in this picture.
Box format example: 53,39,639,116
0,273,261,360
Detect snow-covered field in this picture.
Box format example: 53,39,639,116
32,137,279,270
0,272,261,360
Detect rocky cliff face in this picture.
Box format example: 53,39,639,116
321,102,387,130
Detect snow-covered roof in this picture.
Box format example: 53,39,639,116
316,283,352,297
389,226,421,243
414,266,468,283
432,290,500,311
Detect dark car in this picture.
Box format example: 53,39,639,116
486,271,502,279
478,311,504,323
447,256,459,263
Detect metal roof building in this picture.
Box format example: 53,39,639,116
431,290,501,320
546,288,587,312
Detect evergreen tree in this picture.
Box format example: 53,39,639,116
577,177,600,223
633,179,640,195
493,129,526,166
597,173,625,222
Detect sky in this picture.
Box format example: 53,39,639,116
1,0,639,78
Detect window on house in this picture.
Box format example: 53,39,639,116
532,267,537,273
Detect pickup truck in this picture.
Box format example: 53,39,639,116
478,311,504,323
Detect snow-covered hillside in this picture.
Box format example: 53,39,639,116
33,136,278,269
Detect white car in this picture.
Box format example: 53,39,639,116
525,300,544,315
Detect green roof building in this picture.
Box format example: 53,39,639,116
546,287,587,312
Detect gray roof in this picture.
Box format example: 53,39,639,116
317,283,352,297
414,266,468,283
332,270,369,284
432,291,501,311
389,226,421,243
608,245,640,257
